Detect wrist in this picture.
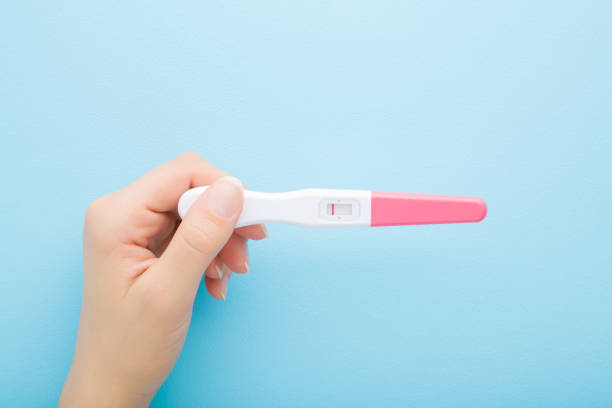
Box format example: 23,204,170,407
59,363,154,408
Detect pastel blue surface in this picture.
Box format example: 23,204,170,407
1,1,611,406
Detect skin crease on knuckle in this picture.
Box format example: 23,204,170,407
125,205,173,249
86,191,167,255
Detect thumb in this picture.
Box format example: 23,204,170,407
150,176,244,297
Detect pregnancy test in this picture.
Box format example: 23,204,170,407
178,187,487,228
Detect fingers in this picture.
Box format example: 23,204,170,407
144,176,244,299
235,224,268,240
204,257,224,280
151,216,179,256
203,225,266,301
128,152,227,214
204,232,250,279
202,234,248,301
219,234,249,274
109,153,229,250
205,267,231,300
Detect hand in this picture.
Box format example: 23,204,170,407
59,153,267,407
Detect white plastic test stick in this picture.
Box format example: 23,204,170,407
178,187,487,228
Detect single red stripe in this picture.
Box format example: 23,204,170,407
332,203,334,215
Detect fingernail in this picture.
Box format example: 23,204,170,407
215,264,224,279
260,224,268,238
220,269,231,300
206,176,243,219
244,261,250,273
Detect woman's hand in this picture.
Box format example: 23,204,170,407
59,153,267,407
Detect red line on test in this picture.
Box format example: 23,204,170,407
332,203,334,215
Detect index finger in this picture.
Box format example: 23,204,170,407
126,152,227,214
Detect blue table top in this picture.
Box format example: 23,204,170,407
1,1,611,406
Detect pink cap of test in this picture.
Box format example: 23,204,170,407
370,191,487,227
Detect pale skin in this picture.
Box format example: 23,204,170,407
59,153,267,407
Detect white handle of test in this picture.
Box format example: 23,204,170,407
178,187,372,228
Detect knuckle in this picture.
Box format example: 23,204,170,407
83,193,120,246
84,196,116,235
84,196,106,222
176,152,204,164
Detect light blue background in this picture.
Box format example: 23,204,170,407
1,1,611,406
